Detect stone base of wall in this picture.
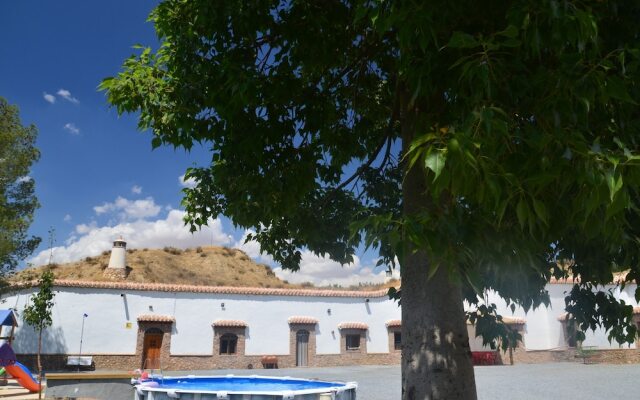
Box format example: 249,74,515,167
512,348,640,364
17,352,401,372
102,268,127,280
18,348,639,372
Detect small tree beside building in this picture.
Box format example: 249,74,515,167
23,270,55,398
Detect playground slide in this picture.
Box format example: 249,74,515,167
5,362,41,392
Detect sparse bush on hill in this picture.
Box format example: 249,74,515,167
163,246,182,255
195,246,203,253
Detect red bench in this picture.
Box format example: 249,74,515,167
471,351,498,365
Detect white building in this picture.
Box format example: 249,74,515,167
4,240,640,370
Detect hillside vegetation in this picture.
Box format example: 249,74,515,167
13,246,398,290
13,246,295,288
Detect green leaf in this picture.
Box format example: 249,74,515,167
447,32,479,49
516,198,528,229
605,171,623,202
532,199,549,226
499,25,519,39
605,76,637,104
424,150,446,181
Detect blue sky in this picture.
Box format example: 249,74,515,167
0,1,396,286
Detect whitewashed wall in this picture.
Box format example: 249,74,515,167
3,281,636,356
483,283,639,350
1,287,402,355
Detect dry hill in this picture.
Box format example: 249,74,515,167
12,246,297,288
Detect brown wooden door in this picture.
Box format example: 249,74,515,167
143,333,163,369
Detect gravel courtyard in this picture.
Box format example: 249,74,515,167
168,362,640,400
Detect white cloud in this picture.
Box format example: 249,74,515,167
179,174,196,188
94,196,161,220
43,92,56,104
56,88,79,104
29,193,395,286
16,176,32,183
63,123,80,135
234,230,274,265
28,209,233,266
131,185,143,194
235,230,398,287
273,251,394,287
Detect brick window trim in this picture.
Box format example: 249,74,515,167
289,324,316,360
387,327,401,352
559,320,580,348
340,328,367,354
136,321,173,369
633,315,640,346
213,326,246,356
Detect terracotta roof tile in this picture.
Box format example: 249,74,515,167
15,279,391,298
212,319,248,327
385,319,401,327
338,322,368,330
137,314,174,323
548,272,629,285
502,316,526,325
288,316,319,325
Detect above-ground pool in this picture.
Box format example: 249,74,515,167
134,375,357,400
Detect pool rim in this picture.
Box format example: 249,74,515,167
135,374,358,397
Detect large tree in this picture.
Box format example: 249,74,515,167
0,97,40,285
102,2,640,398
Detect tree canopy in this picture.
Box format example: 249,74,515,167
0,97,40,282
102,1,640,398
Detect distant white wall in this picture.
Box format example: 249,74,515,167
479,283,639,350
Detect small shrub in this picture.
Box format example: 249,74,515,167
200,253,207,258
163,246,182,255
102,250,109,256
196,246,203,253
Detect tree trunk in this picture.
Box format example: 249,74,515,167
37,328,42,399
401,107,477,400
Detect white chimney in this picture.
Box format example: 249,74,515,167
106,236,127,277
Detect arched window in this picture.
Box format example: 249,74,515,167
219,333,238,355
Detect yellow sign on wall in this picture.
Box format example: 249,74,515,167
125,322,132,329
